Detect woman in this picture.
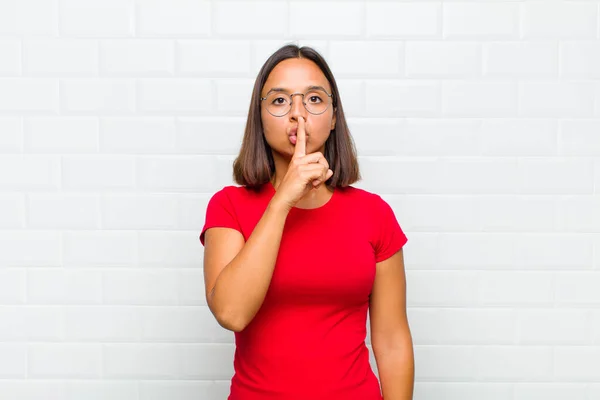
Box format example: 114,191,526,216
200,44,414,400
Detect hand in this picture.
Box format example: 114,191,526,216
272,116,334,211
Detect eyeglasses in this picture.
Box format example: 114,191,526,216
260,88,334,117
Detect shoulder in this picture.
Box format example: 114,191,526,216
208,184,267,205
339,185,388,209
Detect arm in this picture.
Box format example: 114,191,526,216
369,249,414,400
203,198,290,332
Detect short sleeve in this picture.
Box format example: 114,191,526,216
199,187,243,246
372,195,408,263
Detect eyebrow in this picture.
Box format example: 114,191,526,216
266,85,328,94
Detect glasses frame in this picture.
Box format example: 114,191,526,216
260,88,334,117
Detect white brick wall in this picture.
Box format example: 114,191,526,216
0,0,598,399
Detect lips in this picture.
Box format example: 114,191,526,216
289,127,297,136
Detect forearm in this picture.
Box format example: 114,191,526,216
211,198,290,331
376,340,415,400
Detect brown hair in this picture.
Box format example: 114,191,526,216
232,43,361,190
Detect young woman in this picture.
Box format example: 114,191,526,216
200,44,414,400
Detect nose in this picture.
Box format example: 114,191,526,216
289,93,307,121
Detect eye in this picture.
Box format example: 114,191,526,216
308,95,322,103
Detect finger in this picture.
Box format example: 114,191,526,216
313,169,333,189
293,116,307,158
301,164,326,182
303,165,328,187
313,169,333,190
300,152,329,171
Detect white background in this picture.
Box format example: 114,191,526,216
1,0,600,399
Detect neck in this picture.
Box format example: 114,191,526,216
269,148,333,204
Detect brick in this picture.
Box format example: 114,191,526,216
484,42,557,78
478,195,556,232
290,2,361,37
27,269,102,304
0,344,26,378
443,3,519,38
560,41,600,78
138,231,202,267
27,193,100,229
61,155,135,191
479,272,554,306
215,1,286,37
136,156,219,192
28,344,101,378
329,41,403,76
481,119,557,156
406,41,480,78
63,231,136,267
0,0,57,35
366,2,440,38
560,120,600,156
474,346,552,379
0,269,25,304
102,194,178,230
408,271,479,306
140,381,230,400
414,346,475,380
100,40,174,75
103,270,178,305
554,346,600,379
178,40,251,75
0,155,60,190
0,40,21,75
519,82,596,117
60,0,133,37
410,308,515,345
555,272,600,305
137,0,210,37
0,117,22,153
442,81,517,117
215,79,255,114
178,270,207,306
0,231,61,267
179,344,235,379
138,79,212,113
439,233,516,269
0,307,63,341
65,306,141,341
25,117,98,153
177,117,245,154
0,79,58,113
414,382,512,400
518,157,594,194
522,1,598,39
100,117,176,153
366,80,439,117
517,309,589,344
61,79,135,114
24,39,98,76
65,381,138,400
104,344,178,378
515,383,588,400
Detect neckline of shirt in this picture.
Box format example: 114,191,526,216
266,181,337,212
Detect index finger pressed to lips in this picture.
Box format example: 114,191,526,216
293,116,306,158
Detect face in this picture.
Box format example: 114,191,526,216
260,58,336,158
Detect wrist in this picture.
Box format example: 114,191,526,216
268,195,291,215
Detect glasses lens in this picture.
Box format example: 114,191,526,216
304,89,330,114
265,89,331,116
265,92,291,116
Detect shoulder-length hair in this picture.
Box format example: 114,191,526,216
232,44,361,190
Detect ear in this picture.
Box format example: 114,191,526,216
331,108,336,130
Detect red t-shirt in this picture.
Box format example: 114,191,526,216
200,182,408,400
